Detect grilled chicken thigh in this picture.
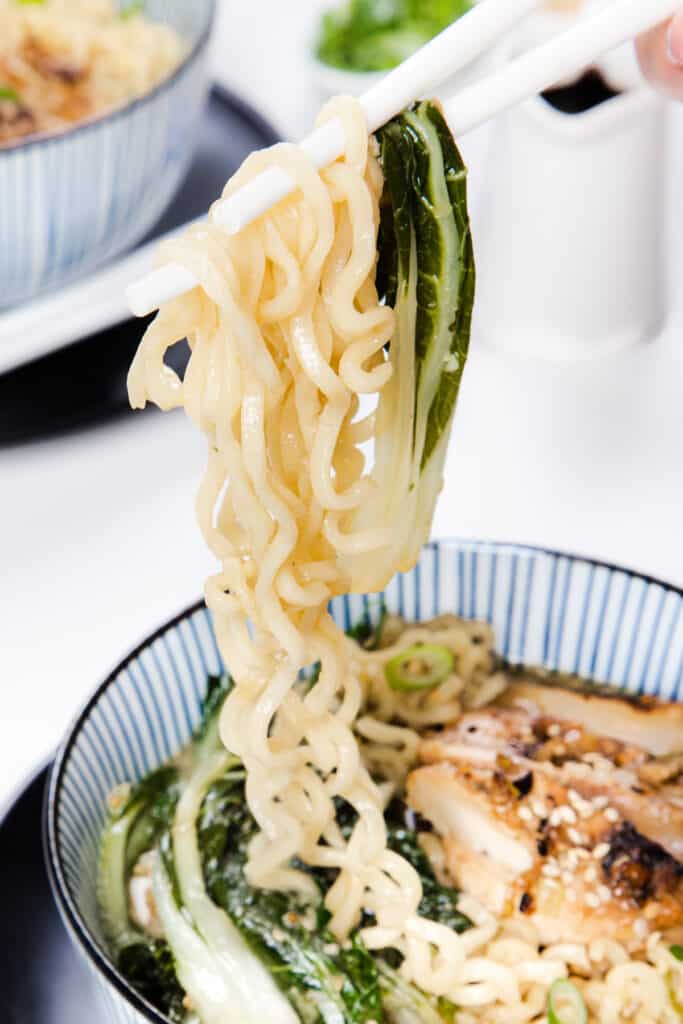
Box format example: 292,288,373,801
407,683,683,951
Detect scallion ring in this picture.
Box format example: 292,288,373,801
0,85,20,103
384,643,454,692
547,979,588,1024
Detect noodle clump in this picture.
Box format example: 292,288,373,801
129,96,468,995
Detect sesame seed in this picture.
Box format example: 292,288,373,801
566,851,580,869
543,862,561,877
605,808,619,823
585,893,600,908
562,806,578,825
549,808,563,827
584,866,598,883
568,790,582,808
323,942,340,956
547,723,561,737
568,827,584,846
561,871,574,885
598,885,611,902
634,918,649,938
531,799,548,818
593,843,611,860
593,796,609,810
575,848,590,860
565,729,582,743
519,806,533,822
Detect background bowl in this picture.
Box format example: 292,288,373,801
0,0,215,310
45,539,683,1023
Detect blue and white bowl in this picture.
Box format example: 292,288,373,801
0,0,215,310
45,539,683,1023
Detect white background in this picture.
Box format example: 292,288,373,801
2,0,683,809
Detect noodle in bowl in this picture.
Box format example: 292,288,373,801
46,540,683,1024
0,0,215,308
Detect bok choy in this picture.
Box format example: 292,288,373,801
348,101,475,591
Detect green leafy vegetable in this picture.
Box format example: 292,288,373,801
672,945,683,962
199,773,385,1023
98,766,180,949
97,767,186,1018
0,85,21,103
385,643,454,692
547,979,588,1024
172,747,298,1023
347,101,475,591
378,961,456,1024
348,603,388,651
316,0,472,71
118,940,186,1023
192,673,232,762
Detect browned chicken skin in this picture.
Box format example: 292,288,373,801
407,683,683,952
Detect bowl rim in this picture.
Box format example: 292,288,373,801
44,537,683,1023
0,0,217,157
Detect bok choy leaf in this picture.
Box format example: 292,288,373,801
347,101,474,591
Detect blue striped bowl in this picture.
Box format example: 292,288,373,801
0,0,215,310
45,539,683,1023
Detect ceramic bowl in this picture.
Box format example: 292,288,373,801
45,539,683,1022
0,0,215,310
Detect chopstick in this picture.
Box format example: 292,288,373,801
127,0,544,317
127,0,679,318
445,0,681,135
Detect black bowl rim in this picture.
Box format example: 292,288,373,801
44,537,683,1024
0,0,216,156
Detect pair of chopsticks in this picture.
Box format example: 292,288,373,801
127,0,680,318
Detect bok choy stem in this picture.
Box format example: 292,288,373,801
170,750,299,1024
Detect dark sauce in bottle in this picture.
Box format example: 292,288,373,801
542,69,621,114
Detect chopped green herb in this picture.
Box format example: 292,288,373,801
316,0,472,72
672,945,683,962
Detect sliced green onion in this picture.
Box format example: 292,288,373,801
0,85,20,103
672,946,683,962
384,643,454,692
548,979,588,1024
120,0,144,18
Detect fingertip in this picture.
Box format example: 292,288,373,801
667,12,683,67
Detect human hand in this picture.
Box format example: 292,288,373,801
636,11,683,99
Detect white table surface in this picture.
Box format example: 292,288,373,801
2,1,683,810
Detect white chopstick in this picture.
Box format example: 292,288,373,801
127,0,678,318
209,0,543,237
127,0,543,318
445,0,681,135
